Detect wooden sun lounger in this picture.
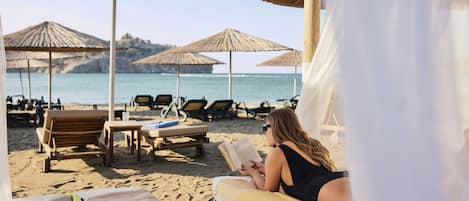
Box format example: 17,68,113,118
140,125,209,160
36,110,109,173
153,94,173,109
132,95,154,110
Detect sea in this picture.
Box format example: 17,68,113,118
5,73,302,104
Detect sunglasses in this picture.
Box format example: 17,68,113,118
262,124,271,133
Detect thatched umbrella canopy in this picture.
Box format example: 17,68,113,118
177,28,291,99
7,59,48,98
6,51,82,60
262,0,326,8
263,0,304,8
133,47,224,104
7,59,48,68
6,51,82,100
7,50,82,101
4,21,109,108
257,49,302,66
257,50,302,96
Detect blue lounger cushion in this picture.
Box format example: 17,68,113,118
143,120,179,129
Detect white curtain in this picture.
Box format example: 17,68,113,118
0,17,13,201
296,0,343,146
297,0,469,200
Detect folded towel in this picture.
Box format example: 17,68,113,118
143,120,179,129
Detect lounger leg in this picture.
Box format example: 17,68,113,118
130,131,135,155
107,154,111,167
126,135,130,148
137,130,141,161
43,158,51,173
151,145,156,161
196,145,205,156
38,142,44,153
102,155,106,167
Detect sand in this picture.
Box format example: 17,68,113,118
7,105,346,201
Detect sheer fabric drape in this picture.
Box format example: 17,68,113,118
0,17,13,201
339,1,469,200
297,0,469,200
296,0,344,147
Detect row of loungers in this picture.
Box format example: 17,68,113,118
132,94,279,121
131,94,173,110
162,99,278,121
161,99,235,122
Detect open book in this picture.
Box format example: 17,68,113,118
218,138,262,171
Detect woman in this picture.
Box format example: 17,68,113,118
240,108,351,201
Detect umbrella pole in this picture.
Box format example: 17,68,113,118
176,65,180,107
27,59,32,101
48,50,52,109
108,0,117,121
18,68,24,97
228,51,232,99
294,65,297,96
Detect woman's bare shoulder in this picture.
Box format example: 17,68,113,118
267,146,285,163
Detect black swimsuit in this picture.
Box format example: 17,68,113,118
278,144,346,201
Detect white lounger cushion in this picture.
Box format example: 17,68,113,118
13,187,158,201
142,125,208,138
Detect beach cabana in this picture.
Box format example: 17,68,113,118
260,1,469,201
133,47,224,105
177,28,291,99
257,50,302,96
4,21,109,109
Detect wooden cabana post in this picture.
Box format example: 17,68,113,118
303,0,321,65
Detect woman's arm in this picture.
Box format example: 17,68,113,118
262,148,283,191
240,165,266,189
240,148,283,191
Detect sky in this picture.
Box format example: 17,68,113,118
0,0,312,74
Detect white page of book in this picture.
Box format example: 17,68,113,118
232,138,262,167
224,142,243,170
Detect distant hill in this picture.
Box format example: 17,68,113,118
17,33,213,74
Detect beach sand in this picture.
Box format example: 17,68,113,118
7,105,346,201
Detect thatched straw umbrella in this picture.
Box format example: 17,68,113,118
177,28,291,99
133,47,224,105
7,59,47,98
262,0,304,8
262,0,326,9
257,50,302,96
6,51,80,100
4,21,109,109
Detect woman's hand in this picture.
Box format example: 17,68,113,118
250,160,265,174
239,164,259,176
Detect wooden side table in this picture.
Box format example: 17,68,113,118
104,121,144,163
